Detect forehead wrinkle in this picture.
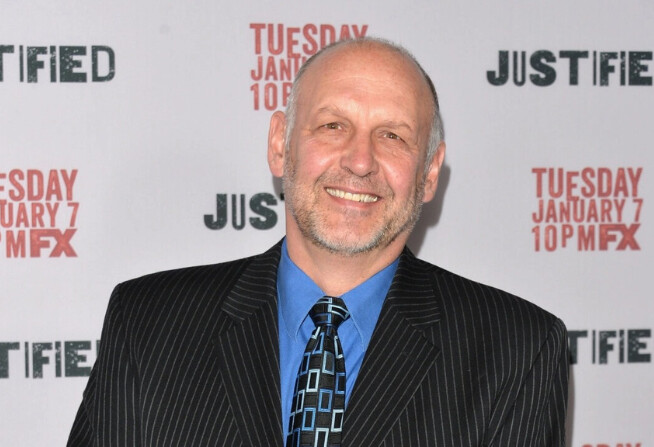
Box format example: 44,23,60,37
309,91,419,124
313,105,348,117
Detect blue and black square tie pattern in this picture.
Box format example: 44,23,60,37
286,296,350,447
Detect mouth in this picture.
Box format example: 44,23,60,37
325,187,380,203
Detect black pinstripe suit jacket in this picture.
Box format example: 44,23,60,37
68,241,569,446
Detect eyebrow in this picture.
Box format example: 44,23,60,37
378,120,414,132
314,105,346,117
313,106,416,132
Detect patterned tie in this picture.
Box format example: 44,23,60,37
286,296,350,447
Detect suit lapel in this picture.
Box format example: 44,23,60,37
343,248,442,445
214,243,284,446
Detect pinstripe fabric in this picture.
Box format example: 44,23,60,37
68,241,568,446
342,252,568,446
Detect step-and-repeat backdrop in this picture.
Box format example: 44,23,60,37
1,1,651,445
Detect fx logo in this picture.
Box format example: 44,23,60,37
599,224,639,250
4,229,77,257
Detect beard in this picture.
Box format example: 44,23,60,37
283,156,425,256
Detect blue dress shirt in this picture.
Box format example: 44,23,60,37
277,239,398,430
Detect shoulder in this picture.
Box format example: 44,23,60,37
107,242,282,331
115,254,249,305
118,255,253,297
403,250,566,344
403,253,568,391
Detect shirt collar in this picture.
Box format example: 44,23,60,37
277,239,398,346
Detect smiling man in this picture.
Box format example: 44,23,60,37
268,38,443,297
68,38,569,447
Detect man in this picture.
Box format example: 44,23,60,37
68,37,569,446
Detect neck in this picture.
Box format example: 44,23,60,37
285,226,405,297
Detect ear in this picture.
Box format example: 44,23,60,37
268,111,287,178
421,141,446,203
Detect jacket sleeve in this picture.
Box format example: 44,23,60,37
488,318,570,447
67,285,141,447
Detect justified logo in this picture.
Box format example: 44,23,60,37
204,192,280,231
569,329,650,365
0,340,98,379
0,45,115,83
487,50,652,86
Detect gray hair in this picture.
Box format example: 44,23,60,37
284,37,444,170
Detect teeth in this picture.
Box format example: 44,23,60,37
326,187,379,203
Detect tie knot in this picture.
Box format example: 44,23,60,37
309,296,350,329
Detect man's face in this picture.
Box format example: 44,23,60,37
270,44,444,256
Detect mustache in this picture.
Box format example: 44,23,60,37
313,171,393,197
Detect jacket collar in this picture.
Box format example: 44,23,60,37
214,241,284,445
343,247,442,445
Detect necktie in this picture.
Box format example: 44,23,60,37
286,296,350,447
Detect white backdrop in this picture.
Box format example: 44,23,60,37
1,1,651,446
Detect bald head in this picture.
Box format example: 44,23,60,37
284,37,444,166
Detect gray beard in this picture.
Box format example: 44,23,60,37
282,160,425,257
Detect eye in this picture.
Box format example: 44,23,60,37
322,122,341,130
384,131,405,142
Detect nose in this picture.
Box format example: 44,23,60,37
340,131,378,177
